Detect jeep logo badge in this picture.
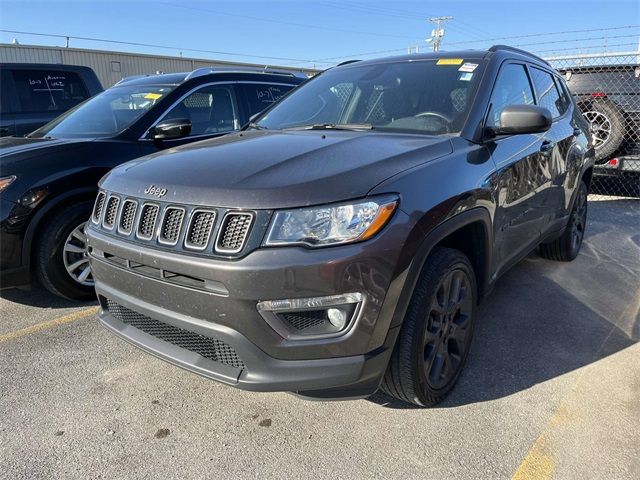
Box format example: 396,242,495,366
144,185,167,198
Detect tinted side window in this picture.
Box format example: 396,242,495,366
529,67,566,119
11,69,89,113
240,83,293,117
553,76,572,115
487,64,534,128
160,85,239,136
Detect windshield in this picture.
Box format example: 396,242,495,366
30,85,175,139
258,59,484,135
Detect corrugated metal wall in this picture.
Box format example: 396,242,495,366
0,44,316,87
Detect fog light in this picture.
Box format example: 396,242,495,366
327,308,347,329
256,293,364,340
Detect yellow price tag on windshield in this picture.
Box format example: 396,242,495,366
144,93,162,100
437,58,464,65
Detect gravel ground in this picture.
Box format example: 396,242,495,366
1,198,638,480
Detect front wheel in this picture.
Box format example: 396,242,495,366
381,247,477,406
35,202,96,301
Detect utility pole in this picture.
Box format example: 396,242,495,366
428,16,453,52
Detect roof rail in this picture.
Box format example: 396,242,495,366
184,66,308,82
336,60,362,67
488,45,551,66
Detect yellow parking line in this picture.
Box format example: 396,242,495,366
511,327,616,480
0,306,99,343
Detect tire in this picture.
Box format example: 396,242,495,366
579,99,626,163
539,181,588,262
35,202,96,301
380,247,477,407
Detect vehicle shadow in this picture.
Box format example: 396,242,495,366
370,199,639,409
0,283,97,309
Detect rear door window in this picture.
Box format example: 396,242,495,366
553,76,573,114
240,83,294,117
11,69,90,113
529,67,567,119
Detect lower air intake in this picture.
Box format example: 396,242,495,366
281,310,329,331
105,299,245,369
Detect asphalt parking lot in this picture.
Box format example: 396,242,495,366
1,198,638,480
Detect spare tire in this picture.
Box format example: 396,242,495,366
579,98,626,163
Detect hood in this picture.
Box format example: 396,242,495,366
0,136,96,164
102,130,453,209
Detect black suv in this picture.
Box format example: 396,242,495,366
0,68,305,299
87,46,593,406
0,63,103,137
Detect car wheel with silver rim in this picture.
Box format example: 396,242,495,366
35,202,97,301
63,221,94,287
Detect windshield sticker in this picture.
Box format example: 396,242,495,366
459,72,474,82
144,93,162,100
436,58,464,65
459,63,478,73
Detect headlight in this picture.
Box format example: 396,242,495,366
0,175,16,193
264,196,398,247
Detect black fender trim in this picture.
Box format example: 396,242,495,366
389,207,493,331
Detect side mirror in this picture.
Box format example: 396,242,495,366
487,105,552,137
152,118,191,140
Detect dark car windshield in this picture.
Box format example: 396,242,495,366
30,85,175,139
257,58,485,135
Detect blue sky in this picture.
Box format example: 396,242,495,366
1,0,638,68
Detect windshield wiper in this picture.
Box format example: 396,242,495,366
286,123,374,131
244,121,268,131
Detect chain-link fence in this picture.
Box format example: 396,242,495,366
546,52,640,199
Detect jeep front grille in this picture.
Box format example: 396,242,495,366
216,213,253,253
104,299,245,369
159,207,185,245
94,192,255,256
118,200,138,235
137,204,159,240
92,192,106,223
185,210,216,250
102,195,120,229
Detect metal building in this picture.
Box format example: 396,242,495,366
0,44,317,87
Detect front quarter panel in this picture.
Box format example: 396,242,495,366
371,138,496,240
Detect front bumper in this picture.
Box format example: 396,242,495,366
88,211,411,397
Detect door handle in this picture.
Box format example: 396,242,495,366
573,128,582,137
540,141,555,153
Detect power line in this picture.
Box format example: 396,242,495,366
159,1,420,41
444,25,640,46
296,25,640,66
0,29,313,64
510,33,638,48
319,1,420,21
534,42,640,54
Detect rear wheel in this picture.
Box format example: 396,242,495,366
381,247,477,406
35,202,96,301
540,181,588,262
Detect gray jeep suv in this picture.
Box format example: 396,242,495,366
87,46,594,406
